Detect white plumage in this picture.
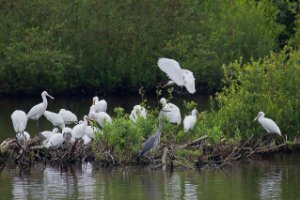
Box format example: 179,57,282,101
129,105,147,122
43,111,65,129
93,96,108,112
183,109,199,133
89,111,112,128
158,58,196,94
11,110,28,134
254,112,281,136
160,98,181,124
16,131,30,142
40,128,60,139
45,133,64,149
58,109,78,124
27,91,54,120
71,116,89,139
82,134,92,145
85,126,95,139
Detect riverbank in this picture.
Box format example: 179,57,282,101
1,134,299,172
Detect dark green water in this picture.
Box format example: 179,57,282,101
0,94,209,142
0,155,300,200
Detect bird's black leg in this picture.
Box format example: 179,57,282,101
36,119,40,133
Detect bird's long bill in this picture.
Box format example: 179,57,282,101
92,99,95,105
47,93,55,100
254,115,258,122
161,109,171,113
162,81,175,88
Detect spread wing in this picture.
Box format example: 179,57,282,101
157,58,184,86
182,69,196,94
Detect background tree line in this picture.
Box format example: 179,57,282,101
0,0,299,95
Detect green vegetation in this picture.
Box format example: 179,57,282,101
1,0,297,95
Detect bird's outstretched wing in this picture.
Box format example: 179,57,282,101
158,58,184,86
182,69,196,94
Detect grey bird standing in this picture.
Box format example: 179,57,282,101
139,110,168,158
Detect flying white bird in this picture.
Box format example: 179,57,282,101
40,128,60,139
44,111,65,129
93,96,108,112
183,109,199,139
160,98,181,124
58,109,78,124
254,112,281,136
89,111,112,128
129,105,147,122
71,115,89,139
11,110,28,135
27,91,54,120
157,58,196,94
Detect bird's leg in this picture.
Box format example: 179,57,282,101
36,119,40,133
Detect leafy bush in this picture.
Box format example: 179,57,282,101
196,47,300,140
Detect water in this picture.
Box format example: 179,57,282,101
0,94,209,142
1,155,300,199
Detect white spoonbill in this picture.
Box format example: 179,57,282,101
160,98,181,124
40,128,60,139
58,109,78,124
89,111,112,128
93,96,107,112
27,91,54,129
71,115,89,139
129,105,147,122
157,57,196,94
45,133,64,149
183,109,199,139
44,111,65,129
85,126,96,139
254,112,281,136
11,110,28,135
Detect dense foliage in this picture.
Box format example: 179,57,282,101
195,47,300,141
0,0,291,95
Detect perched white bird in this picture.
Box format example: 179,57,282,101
160,98,181,124
93,96,107,112
16,131,30,143
157,58,196,94
183,109,199,138
44,111,65,129
11,110,28,134
85,126,95,139
89,111,112,128
62,127,74,145
82,134,92,145
27,91,54,120
58,109,78,124
71,116,89,139
88,105,97,119
45,133,64,149
129,105,147,122
254,112,281,136
40,128,60,139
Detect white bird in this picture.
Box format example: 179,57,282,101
71,116,89,139
93,96,108,112
11,110,28,134
62,127,74,145
85,126,95,139
45,133,64,149
58,109,78,124
254,112,281,136
43,111,65,129
157,57,196,94
82,134,92,145
27,91,54,120
129,105,147,122
88,105,97,119
160,98,181,124
40,128,60,139
89,111,112,128
183,109,199,139
16,131,30,143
